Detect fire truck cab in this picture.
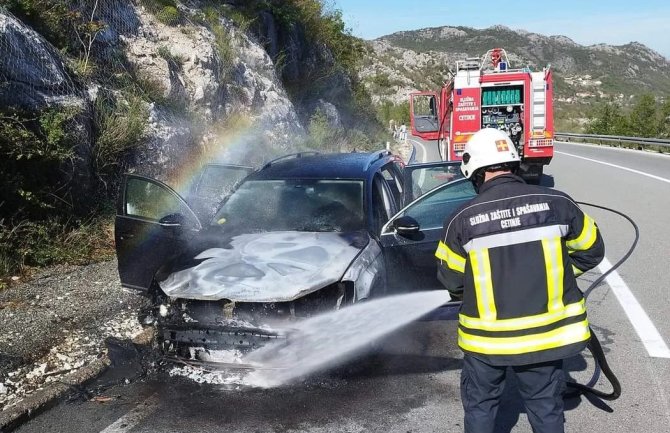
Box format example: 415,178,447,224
410,48,554,182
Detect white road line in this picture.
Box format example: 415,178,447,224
408,138,429,163
555,151,670,184
100,394,159,433
408,139,429,187
598,257,670,358
558,150,670,356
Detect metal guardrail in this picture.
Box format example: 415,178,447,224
555,132,670,149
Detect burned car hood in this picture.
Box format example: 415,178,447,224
158,231,368,302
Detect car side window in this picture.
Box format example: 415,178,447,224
125,178,193,222
385,179,476,233
372,174,394,233
380,163,403,207
410,165,463,201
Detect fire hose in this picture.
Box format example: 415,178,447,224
563,201,640,401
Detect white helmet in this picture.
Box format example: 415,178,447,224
460,128,520,179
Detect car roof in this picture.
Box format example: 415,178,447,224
247,151,398,181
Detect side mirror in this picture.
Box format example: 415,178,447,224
158,213,187,228
393,215,420,235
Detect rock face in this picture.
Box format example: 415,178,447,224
102,4,304,177
224,21,303,142
0,10,93,206
251,11,354,127
0,0,324,184
0,12,82,110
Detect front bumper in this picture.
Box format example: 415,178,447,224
160,323,285,353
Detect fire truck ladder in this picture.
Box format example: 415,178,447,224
530,72,547,131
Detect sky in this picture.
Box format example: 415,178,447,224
333,0,670,59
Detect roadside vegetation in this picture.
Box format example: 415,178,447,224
585,94,670,138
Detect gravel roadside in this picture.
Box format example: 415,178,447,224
0,260,151,414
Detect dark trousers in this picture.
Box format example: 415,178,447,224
461,354,566,433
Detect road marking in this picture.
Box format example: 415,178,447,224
408,138,428,163
100,394,159,433
408,139,430,187
555,151,670,184
557,150,670,356
598,257,670,358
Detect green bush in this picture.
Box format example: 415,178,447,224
0,105,119,279
94,93,148,176
586,94,669,138
195,6,234,74
0,108,79,218
3,0,72,50
157,5,181,26
375,101,410,127
303,109,378,152
0,215,115,277
586,101,629,136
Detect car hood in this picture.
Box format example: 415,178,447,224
158,231,368,302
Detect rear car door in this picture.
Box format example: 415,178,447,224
115,175,202,291
380,178,476,294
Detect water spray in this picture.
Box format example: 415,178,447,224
168,202,637,400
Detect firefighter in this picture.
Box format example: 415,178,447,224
435,128,605,433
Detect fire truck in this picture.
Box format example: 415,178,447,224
409,48,554,181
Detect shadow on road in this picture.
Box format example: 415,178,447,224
539,173,555,187
331,353,462,379
492,352,613,433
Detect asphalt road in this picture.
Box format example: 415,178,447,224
14,140,670,433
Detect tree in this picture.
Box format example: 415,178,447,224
660,100,670,138
585,101,628,136
628,94,661,138
375,101,410,128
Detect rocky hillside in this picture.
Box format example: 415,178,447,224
360,25,670,128
0,0,380,278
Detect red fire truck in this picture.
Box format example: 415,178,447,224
409,48,554,181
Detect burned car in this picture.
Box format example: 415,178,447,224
115,151,475,363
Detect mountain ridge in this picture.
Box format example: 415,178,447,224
359,24,670,129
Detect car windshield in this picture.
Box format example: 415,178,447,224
212,179,365,233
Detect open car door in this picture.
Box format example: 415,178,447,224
115,175,202,291
380,178,476,310
402,161,464,203
410,91,440,140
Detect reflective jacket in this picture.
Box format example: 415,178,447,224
436,174,605,365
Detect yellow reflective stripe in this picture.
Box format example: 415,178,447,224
458,320,591,355
572,265,583,276
542,237,564,312
566,214,597,251
435,241,466,273
459,300,586,331
470,249,496,320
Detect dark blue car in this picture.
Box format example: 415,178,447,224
114,151,475,363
